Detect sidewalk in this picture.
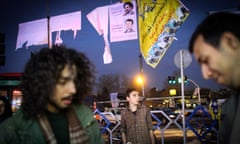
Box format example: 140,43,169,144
154,128,199,144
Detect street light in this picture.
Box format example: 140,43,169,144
136,74,144,85
135,73,145,97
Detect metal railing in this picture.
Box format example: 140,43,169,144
95,100,219,144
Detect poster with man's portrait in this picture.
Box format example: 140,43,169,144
109,0,138,42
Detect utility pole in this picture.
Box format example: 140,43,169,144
139,54,145,97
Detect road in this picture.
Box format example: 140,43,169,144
154,127,199,144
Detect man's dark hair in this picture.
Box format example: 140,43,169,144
123,2,133,9
125,18,134,24
125,88,139,98
189,12,240,53
20,45,95,119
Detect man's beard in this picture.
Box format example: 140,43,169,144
48,98,69,112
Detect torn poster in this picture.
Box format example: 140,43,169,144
138,0,189,68
16,11,81,50
86,6,112,64
16,18,48,49
86,0,138,64
51,11,81,39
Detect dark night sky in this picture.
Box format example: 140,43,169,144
0,0,239,91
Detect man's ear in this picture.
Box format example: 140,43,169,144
221,32,240,50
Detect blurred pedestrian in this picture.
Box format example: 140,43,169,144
0,45,105,144
188,12,240,144
0,96,12,123
120,88,155,144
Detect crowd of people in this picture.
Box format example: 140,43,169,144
0,11,240,144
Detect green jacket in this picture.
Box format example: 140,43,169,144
0,104,105,144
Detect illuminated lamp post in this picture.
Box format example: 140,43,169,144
135,73,145,97
136,54,145,97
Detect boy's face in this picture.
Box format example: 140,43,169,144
47,65,77,113
127,90,140,105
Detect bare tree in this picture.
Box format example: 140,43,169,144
96,73,130,96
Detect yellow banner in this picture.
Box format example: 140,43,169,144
138,0,189,68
